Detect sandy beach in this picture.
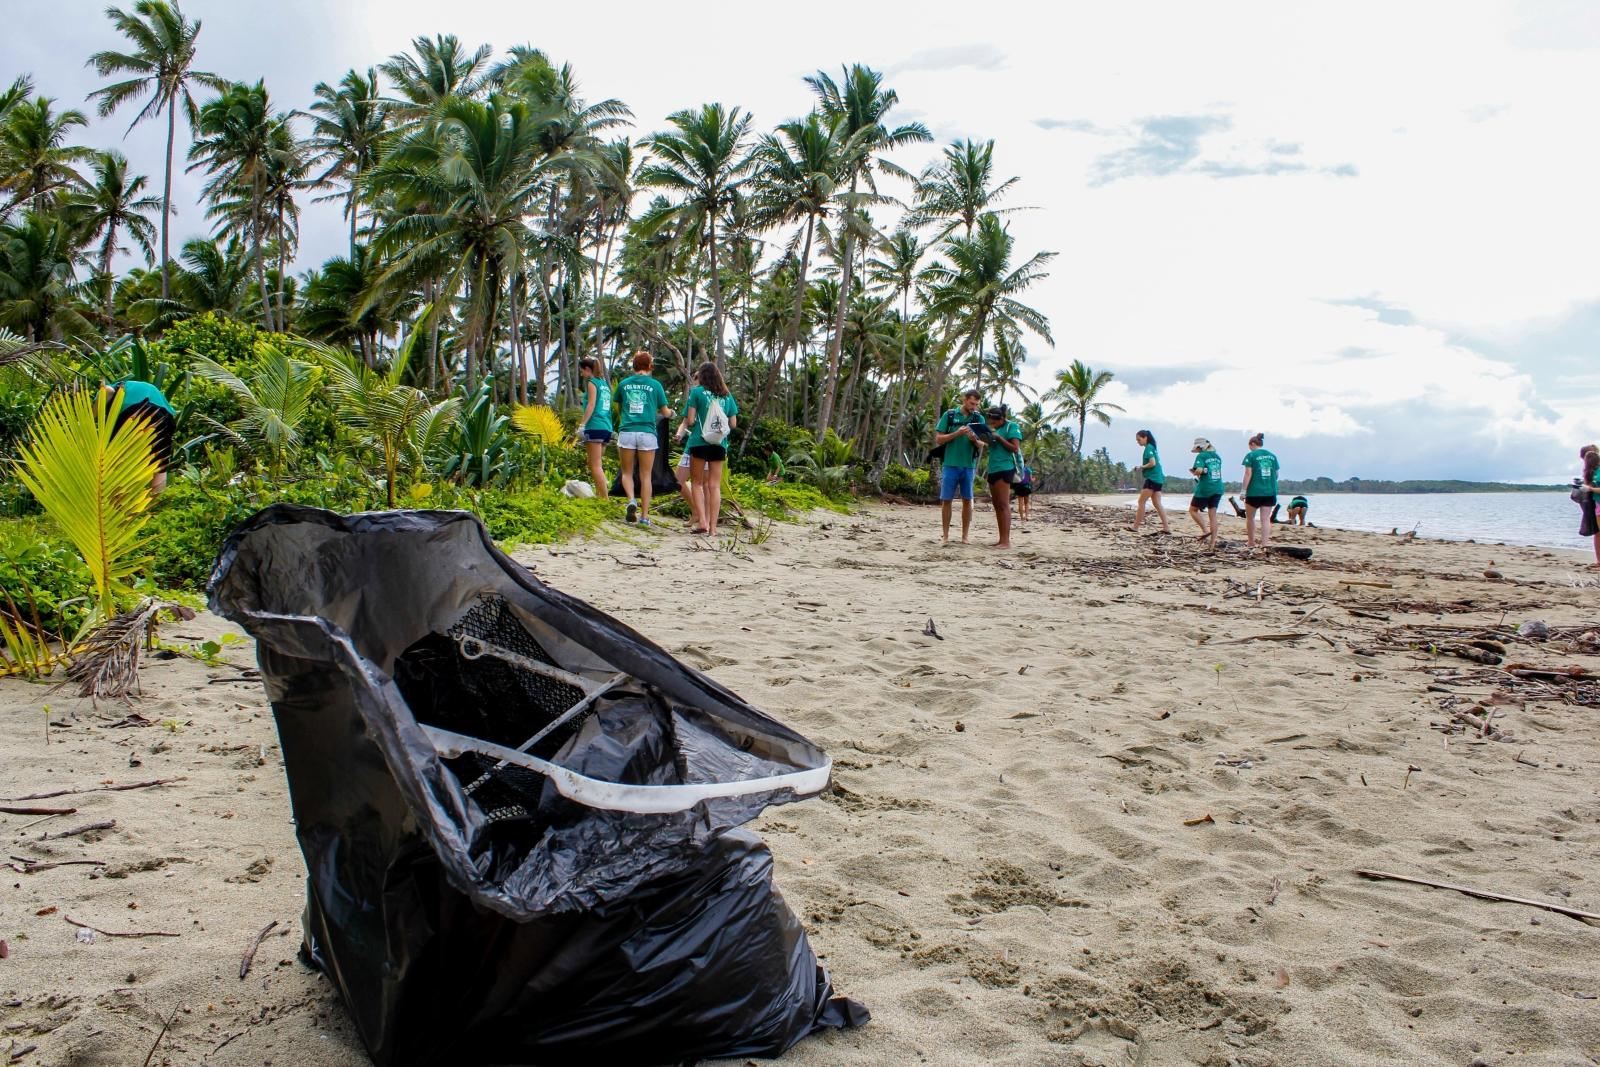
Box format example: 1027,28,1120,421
4,497,1600,1067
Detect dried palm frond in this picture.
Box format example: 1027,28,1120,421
61,598,196,704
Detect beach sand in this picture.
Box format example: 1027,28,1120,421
4,497,1600,1066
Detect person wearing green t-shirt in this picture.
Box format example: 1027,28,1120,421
982,405,1024,548
680,361,738,535
103,379,176,494
1286,495,1309,526
1240,433,1281,549
575,357,613,499
1130,429,1171,535
1188,437,1224,549
613,351,672,525
934,389,984,544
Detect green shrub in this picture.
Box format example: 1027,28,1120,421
151,313,262,371
879,463,932,498
0,520,94,636
463,485,613,546
733,417,813,478
729,474,845,518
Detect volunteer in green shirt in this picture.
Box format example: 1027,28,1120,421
104,378,176,494
682,361,738,536
982,405,1024,549
1240,433,1281,549
933,389,984,544
1287,495,1309,526
575,357,613,499
1130,429,1171,535
613,351,672,525
1188,437,1224,549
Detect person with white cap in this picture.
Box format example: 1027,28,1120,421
1188,437,1224,549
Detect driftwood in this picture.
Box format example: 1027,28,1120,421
1339,580,1393,589
39,819,114,841
1,777,184,802
0,804,76,816
1218,632,1311,645
1355,869,1600,923
63,914,180,939
7,855,107,874
239,919,279,980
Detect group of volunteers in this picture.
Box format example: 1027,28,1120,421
1128,430,1302,550
575,352,740,535
931,389,1034,548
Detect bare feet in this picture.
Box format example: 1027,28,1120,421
991,541,1011,549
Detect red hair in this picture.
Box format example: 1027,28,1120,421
632,351,653,372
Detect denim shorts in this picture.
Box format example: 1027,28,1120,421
616,431,659,452
940,465,976,501
583,429,612,444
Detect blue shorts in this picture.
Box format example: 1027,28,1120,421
940,465,976,501
583,429,612,444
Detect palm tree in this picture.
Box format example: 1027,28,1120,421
379,34,491,120
805,64,930,440
300,69,388,256
744,111,842,430
0,97,92,213
983,323,1039,409
1045,359,1123,457
173,235,247,314
638,103,754,370
67,150,160,322
87,0,223,299
299,246,402,364
866,227,926,464
923,213,1054,399
910,139,1024,239
189,345,317,474
0,211,95,342
187,81,283,330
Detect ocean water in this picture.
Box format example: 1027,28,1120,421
1107,491,1595,553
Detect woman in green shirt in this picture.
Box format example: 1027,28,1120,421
1130,429,1170,535
613,351,672,525
104,379,176,494
575,357,613,499
681,361,738,535
982,405,1024,548
1188,438,1224,549
1240,433,1281,549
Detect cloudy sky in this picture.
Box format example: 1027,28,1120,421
7,0,1599,482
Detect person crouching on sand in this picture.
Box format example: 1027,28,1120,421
1130,429,1170,535
1189,437,1223,549
982,404,1024,548
1240,433,1281,550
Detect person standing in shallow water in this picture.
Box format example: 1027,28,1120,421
981,404,1024,548
934,389,984,544
575,357,613,499
1188,437,1223,549
1130,429,1170,535
1240,433,1280,549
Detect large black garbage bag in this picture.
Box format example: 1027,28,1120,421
207,504,866,1066
609,416,680,498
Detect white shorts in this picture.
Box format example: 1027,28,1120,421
617,431,659,452
676,452,691,470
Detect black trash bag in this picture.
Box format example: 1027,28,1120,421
609,417,680,498
207,504,866,1066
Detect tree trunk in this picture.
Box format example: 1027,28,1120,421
251,183,273,332
708,213,725,369
100,231,116,325
881,287,912,469
348,183,358,258
745,214,813,436
160,101,174,300
815,173,859,440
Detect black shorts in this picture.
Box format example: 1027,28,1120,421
1142,479,1164,493
986,469,1015,487
114,401,176,472
1245,495,1277,508
583,429,612,444
688,444,727,462
1190,493,1221,511
1014,483,1033,497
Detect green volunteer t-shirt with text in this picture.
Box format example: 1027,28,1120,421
1242,448,1279,497
616,374,669,433
583,378,613,432
1193,450,1224,495
937,409,980,470
1142,442,1165,486
985,421,1024,473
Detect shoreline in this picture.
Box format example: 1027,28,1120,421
3,498,1599,1065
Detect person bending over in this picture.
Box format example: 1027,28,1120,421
982,405,1024,548
1240,433,1280,549
1189,437,1224,549
105,378,176,495
1286,495,1309,525
934,389,984,544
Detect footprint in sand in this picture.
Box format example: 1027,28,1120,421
674,644,738,670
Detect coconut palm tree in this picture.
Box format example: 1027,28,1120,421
923,212,1054,399
379,34,491,121
804,64,930,440
909,139,1025,239
299,246,403,365
1045,359,1123,458
300,69,388,256
638,103,754,370
0,210,95,342
866,227,927,464
743,111,843,430
0,97,92,214
87,0,223,299
66,150,161,323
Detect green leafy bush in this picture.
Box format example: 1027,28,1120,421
150,313,263,371
729,474,844,518
733,417,813,478
0,520,94,635
879,463,932,498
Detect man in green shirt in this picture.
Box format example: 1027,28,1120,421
982,405,1024,548
933,389,984,543
105,379,176,494
1188,437,1224,549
